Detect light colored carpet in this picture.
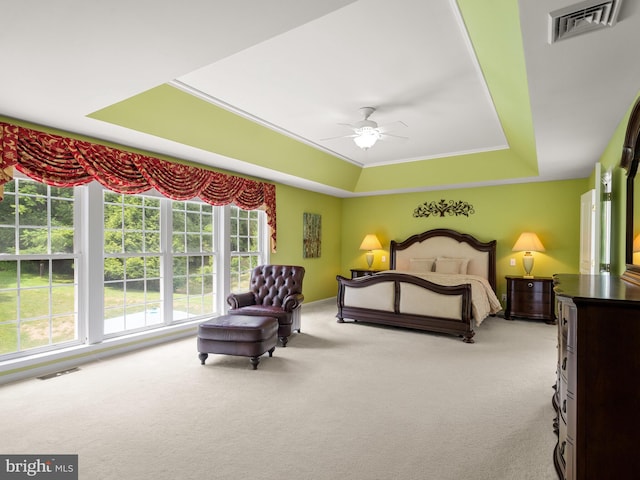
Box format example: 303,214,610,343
0,300,558,480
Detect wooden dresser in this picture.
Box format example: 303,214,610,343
553,274,640,479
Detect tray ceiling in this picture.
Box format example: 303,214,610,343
1,0,640,196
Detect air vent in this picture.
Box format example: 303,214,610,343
549,0,622,44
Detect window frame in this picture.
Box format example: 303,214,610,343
0,175,270,362
0,177,83,360
102,191,163,338
170,198,219,324
228,205,269,293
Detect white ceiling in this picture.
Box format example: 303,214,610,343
174,0,507,167
1,0,640,196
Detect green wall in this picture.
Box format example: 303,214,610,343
269,176,590,306
340,178,587,304
0,113,606,305
89,85,363,192
269,184,343,303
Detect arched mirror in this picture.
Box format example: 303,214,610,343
621,96,640,284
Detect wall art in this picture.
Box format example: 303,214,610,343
413,199,475,218
303,212,321,258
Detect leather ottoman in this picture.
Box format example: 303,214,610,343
197,314,278,370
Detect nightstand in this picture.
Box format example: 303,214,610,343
350,269,382,279
505,276,555,323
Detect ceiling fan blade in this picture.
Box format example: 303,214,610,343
377,120,408,134
380,133,409,141
319,122,358,141
322,111,408,143
320,133,357,141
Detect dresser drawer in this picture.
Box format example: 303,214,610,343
566,305,577,350
559,368,567,423
511,279,551,296
565,437,575,480
566,348,576,393
566,391,576,441
509,298,553,316
556,416,567,476
558,300,569,335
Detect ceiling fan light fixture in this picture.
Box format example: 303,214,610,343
353,126,381,150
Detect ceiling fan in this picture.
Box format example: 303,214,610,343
322,107,408,150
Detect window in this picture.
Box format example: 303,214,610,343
0,176,269,362
229,206,264,292
0,178,79,357
103,192,162,336
172,200,217,320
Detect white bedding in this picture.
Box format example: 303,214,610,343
381,270,502,326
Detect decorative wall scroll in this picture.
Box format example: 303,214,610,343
303,213,321,258
413,199,475,218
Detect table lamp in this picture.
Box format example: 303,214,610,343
360,234,382,269
512,232,545,278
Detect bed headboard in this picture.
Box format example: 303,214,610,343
390,229,497,292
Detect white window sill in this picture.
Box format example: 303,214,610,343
0,320,202,385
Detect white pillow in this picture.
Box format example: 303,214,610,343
435,257,470,274
409,257,435,272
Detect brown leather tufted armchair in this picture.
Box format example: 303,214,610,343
226,265,305,347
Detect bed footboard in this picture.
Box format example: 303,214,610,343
336,273,475,343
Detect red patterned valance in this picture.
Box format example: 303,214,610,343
0,121,277,249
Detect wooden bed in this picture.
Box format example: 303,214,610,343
336,229,500,342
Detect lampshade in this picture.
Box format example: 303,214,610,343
360,234,382,251
512,232,545,252
634,234,640,253
353,127,381,150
